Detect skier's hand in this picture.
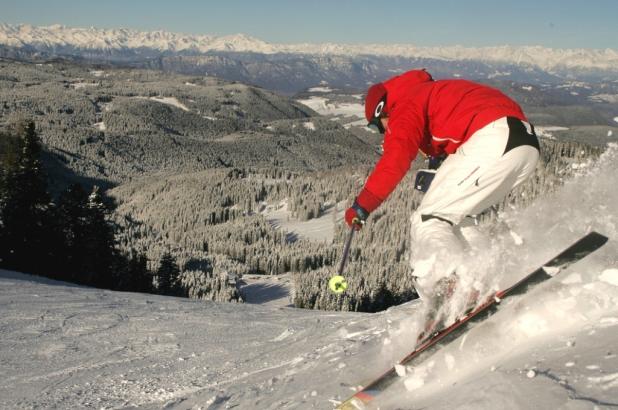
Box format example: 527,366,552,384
345,202,369,230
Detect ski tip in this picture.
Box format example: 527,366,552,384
587,231,609,245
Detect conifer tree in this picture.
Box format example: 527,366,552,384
156,252,181,296
83,186,118,288
126,251,152,293
55,183,89,282
0,120,52,274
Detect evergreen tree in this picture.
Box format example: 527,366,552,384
53,184,118,287
55,183,90,282
0,120,52,274
83,186,118,288
156,252,181,296
126,251,152,293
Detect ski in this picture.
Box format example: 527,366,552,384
337,231,608,410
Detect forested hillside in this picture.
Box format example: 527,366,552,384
0,58,608,310
0,60,376,190
109,138,601,311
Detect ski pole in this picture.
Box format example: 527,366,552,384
329,227,355,293
337,227,355,276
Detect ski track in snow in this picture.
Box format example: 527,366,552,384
2,145,618,409
0,271,381,409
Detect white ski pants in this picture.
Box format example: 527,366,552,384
411,117,539,291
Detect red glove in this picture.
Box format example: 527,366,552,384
345,205,368,230
345,189,383,230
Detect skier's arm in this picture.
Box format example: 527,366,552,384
356,108,423,213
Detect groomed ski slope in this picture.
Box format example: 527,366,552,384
1,144,618,409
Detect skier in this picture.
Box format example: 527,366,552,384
345,69,540,313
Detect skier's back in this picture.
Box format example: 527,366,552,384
345,69,540,311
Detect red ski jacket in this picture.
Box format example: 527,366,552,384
357,69,527,212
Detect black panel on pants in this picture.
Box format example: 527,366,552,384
504,117,540,155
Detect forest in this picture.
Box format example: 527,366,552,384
0,58,608,312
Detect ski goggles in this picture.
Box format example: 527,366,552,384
367,117,386,134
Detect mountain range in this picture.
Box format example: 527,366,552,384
2,23,618,94
1,23,617,71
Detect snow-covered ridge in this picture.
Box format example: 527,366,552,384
1,23,618,71
0,23,275,54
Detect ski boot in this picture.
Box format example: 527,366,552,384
416,275,458,343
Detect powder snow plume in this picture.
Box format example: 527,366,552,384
377,144,618,408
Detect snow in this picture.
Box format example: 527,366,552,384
263,199,342,243
296,95,367,129
134,96,190,111
614,117,618,124
0,269,369,409
378,143,618,407
561,273,583,285
589,94,618,103
303,121,316,131
295,96,364,119
238,273,293,307
588,373,618,389
93,121,106,131
599,269,618,286
71,82,98,89
307,86,332,93
535,126,569,139
487,71,511,79
2,144,618,408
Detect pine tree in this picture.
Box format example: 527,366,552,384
83,186,118,288
126,251,152,293
156,252,181,296
55,183,89,282
0,120,52,274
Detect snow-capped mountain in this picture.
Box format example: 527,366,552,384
0,23,276,53
1,23,617,72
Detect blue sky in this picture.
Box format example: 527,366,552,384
2,0,616,49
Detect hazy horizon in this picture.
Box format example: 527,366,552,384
1,0,617,50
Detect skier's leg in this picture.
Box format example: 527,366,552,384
411,116,539,302
410,213,463,296
410,119,508,292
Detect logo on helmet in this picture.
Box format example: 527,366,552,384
374,100,385,119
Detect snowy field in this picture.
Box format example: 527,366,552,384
133,96,190,111
239,273,293,307
535,126,570,139
295,95,365,131
263,199,343,243
1,145,618,409
295,96,364,118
